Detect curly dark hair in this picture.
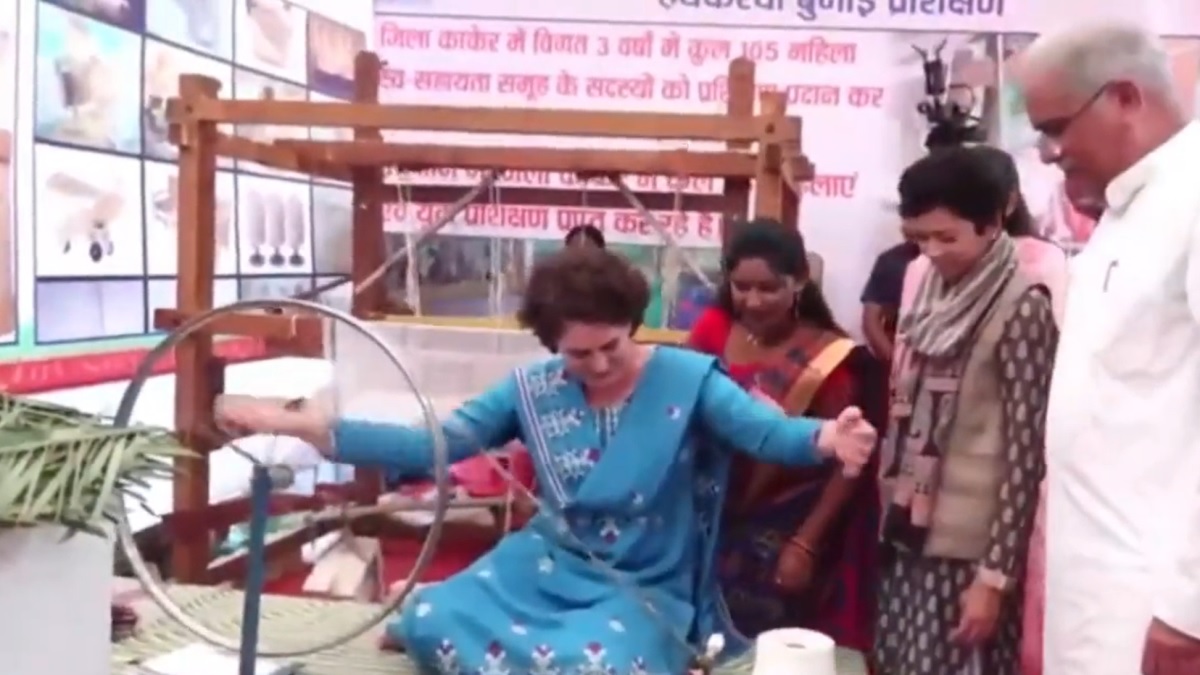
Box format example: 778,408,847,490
518,246,649,351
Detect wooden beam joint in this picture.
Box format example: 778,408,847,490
154,309,324,358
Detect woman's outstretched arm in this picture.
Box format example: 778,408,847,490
332,376,520,476
698,368,825,466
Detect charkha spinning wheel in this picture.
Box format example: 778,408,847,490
111,298,453,673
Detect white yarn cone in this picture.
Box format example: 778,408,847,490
751,628,837,675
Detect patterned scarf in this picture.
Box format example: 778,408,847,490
898,234,1018,360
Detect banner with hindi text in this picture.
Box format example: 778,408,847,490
372,4,1200,328
374,0,1200,37
374,15,1010,328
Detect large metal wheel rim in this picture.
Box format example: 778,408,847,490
113,298,451,657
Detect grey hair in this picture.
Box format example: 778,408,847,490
1022,22,1177,102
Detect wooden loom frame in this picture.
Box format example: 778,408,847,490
157,51,813,584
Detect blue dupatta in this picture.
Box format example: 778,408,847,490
511,347,750,662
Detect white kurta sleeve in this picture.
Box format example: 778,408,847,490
1153,215,1200,638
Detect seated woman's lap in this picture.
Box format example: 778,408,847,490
388,529,693,673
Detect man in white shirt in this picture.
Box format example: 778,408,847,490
1016,22,1200,675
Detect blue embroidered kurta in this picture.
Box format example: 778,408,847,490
334,347,825,675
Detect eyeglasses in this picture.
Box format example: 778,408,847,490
1034,85,1108,155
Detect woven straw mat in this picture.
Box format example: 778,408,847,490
112,585,867,674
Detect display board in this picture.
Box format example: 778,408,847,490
372,0,1200,333
0,0,366,357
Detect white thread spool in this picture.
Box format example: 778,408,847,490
751,628,837,675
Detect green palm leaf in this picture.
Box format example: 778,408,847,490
0,394,195,537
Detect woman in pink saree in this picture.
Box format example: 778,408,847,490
1016,172,1102,675
893,147,1070,675
1039,167,1106,255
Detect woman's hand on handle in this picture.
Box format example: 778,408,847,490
214,396,334,455
816,406,876,477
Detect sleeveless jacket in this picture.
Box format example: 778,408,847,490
921,273,1040,559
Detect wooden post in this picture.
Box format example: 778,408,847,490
779,117,804,234
349,52,388,319
753,90,788,223
721,58,755,245
782,169,800,232
171,75,221,583
349,52,386,502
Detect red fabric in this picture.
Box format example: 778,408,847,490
686,307,879,652
687,306,733,354
447,442,536,497
394,442,536,500
689,306,860,411
688,307,757,387
263,535,488,597
266,446,540,598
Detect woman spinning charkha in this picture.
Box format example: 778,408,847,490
218,245,877,675
873,147,1054,675
688,219,882,651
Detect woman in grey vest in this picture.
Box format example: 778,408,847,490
873,147,1054,675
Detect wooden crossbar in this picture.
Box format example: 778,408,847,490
276,140,760,177
169,99,785,143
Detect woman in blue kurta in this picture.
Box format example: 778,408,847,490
219,246,877,675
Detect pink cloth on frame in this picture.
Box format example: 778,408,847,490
893,236,1066,675
1022,481,1048,675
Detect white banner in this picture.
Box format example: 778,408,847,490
371,5,1200,329
374,16,971,326
374,0,1200,37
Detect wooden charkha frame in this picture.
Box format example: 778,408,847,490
158,51,812,583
